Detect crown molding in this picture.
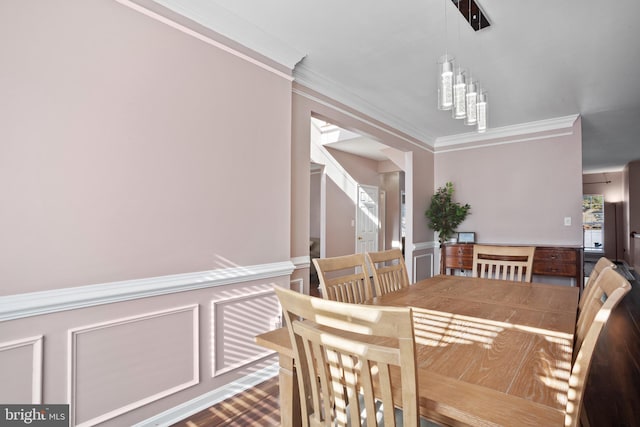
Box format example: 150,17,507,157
294,61,436,146
435,114,579,148
128,1,579,158
583,166,626,174
294,85,434,154
126,0,306,73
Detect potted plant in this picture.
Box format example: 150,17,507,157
425,182,471,273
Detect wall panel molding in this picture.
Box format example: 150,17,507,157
211,289,281,377
68,305,199,427
0,261,294,322
0,335,43,404
413,253,434,283
290,278,304,293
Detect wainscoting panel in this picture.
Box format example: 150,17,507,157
290,278,304,293
68,305,199,427
211,287,281,377
0,335,43,404
413,252,434,282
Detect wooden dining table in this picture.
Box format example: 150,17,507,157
255,274,580,426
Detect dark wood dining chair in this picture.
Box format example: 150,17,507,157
471,244,536,282
274,286,437,427
367,248,410,297
578,256,616,312
312,253,373,303
566,267,631,427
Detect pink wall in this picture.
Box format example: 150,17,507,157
411,149,436,244
323,148,379,256
328,148,381,186
435,119,583,246
380,171,403,250
583,172,624,202
310,170,322,238
0,0,292,295
0,1,293,425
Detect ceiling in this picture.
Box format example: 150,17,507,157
151,0,640,173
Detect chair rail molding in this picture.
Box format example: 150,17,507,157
291,255,311,269
0,261,295,322
413,240,439,251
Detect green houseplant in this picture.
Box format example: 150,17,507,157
425,182,471,246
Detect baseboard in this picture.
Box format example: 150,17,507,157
133,364,279,427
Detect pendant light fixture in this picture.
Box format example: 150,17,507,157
476,89,488,132
435,0,491,133
465,78,478,125
452,67,467,119
437,0,453,111
437,54,454,110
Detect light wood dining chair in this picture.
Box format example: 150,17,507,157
574,266,631,355
312,253,373,303
367,248,410,297
578,257,616,312
566,267,632,427
471,245,536,282
274,286,430,427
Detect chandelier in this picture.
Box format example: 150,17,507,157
437,0,490,133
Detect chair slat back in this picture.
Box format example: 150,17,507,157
471,245,536,282
574,265,629,354
566,268,631,427
313,254,373,303
274,287,419,427
579,257,616,312
367,249,410,297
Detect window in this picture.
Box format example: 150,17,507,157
583,194,604,252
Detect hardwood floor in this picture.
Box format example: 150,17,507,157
170,377,280,427
173,268,640,426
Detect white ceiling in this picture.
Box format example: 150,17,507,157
151,0,640,173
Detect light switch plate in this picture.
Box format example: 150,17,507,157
564,216,572,226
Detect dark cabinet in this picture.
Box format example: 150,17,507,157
443,243,583,287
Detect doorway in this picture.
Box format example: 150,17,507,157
309,117,404,260
583,194,604,254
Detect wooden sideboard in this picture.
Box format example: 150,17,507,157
442,243,583,287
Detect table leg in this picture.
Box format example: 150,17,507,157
278,353,301,427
